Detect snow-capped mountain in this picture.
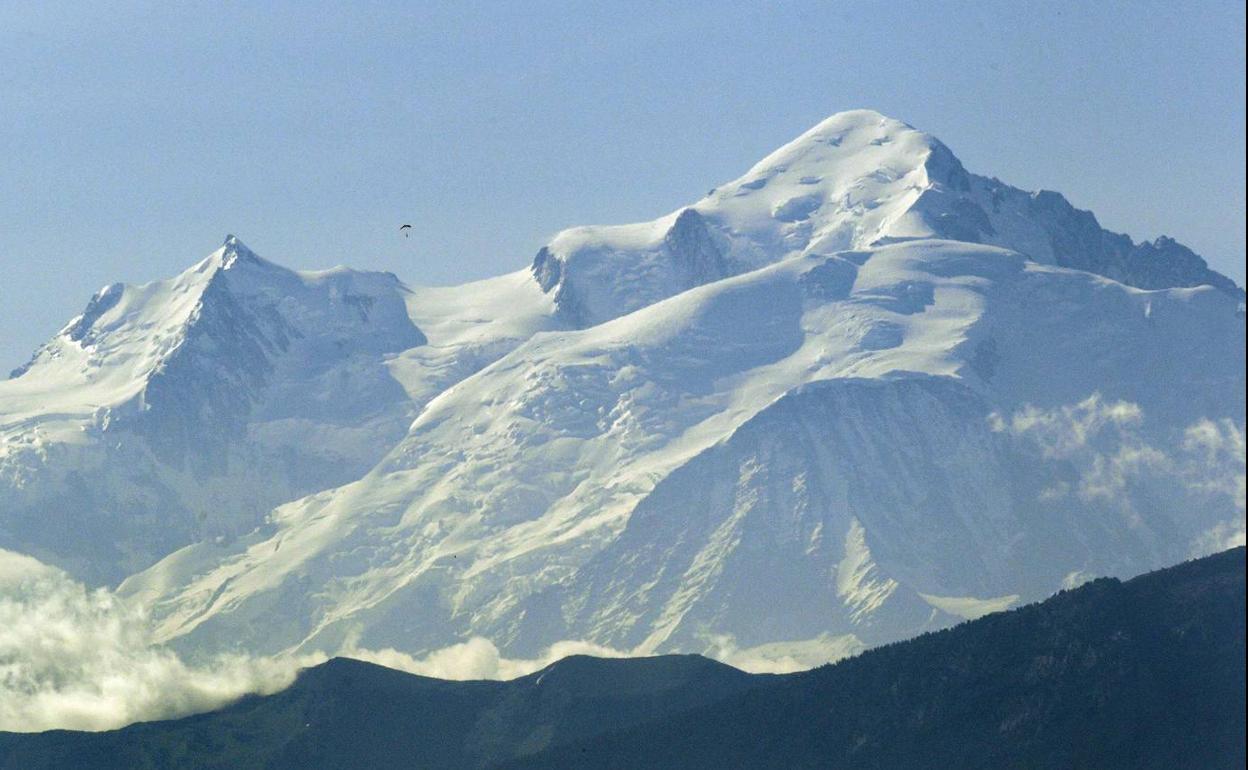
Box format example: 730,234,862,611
533,111,1241,327
3,111,1243,667
0,238,424,581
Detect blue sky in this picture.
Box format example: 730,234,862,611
1,0,1244,370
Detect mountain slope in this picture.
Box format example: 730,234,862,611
0,237,425,581
123,237,1243,661
3,109,1243,664
3,547,1241,770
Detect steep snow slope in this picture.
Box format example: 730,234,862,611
0,237,424,582
123,238,1244,659
533,110,1241,327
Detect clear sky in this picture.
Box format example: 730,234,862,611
1,0,1244,371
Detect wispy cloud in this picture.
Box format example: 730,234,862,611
988,394,1142,459
1182,418,1246,512
991,395,1245,554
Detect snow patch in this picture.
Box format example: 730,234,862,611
702,632,864,674
918,591,1018,620
836,518,898,624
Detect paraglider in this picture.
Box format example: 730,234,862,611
400,224,412,238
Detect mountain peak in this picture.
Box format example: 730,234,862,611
6,237,424,423
775,109,919,145
221,233,250,257
530,109,1242,326
756,108,922,155
212,234,277,273
727,108,936,190
529,109,952,325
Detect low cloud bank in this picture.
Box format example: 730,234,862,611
340,636,630,681
0,549,323,733
2,550,847,733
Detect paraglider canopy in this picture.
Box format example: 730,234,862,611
400,224,412,237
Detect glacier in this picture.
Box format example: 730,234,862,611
1,109,1243,667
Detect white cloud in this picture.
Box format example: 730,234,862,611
1190,519,1246,555
1078,443,1170,505
1180,419,1246,555
339,636,629,681
0,549,322,733
1181,419,1246,512
0,557,631,732
992,396,1245,552
990,394,1142,459
342,630,866,681
1060,570,1096,590
5,548,858,733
